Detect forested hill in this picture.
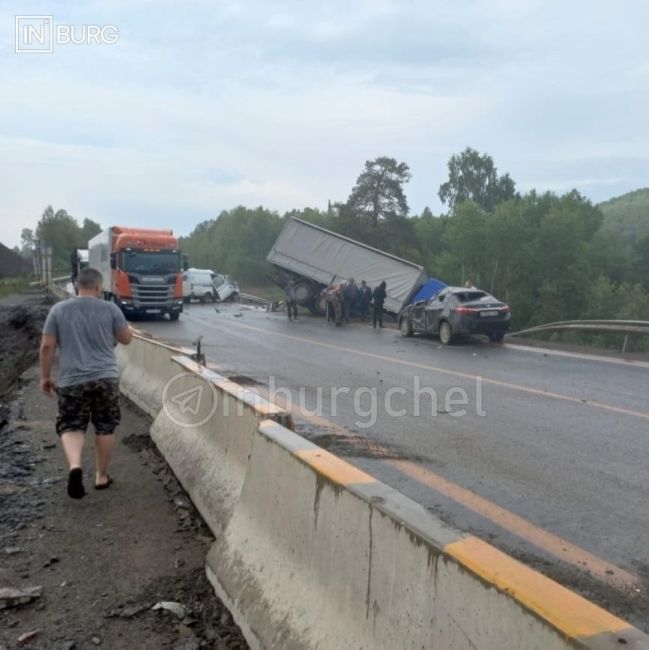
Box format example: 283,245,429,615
599,188,649,245
23,150,649,342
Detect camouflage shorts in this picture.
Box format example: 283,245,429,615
56,378,121,436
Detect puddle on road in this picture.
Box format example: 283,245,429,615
296,425,426,462
227,375,262,387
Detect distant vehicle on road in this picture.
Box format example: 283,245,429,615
183,268,216,302
399,286,511,344
213,273,239,302
89,226,184,320
70,248,89,294
182,268,239,303
267,217,426,315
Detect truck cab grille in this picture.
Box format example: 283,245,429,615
132,283,174,306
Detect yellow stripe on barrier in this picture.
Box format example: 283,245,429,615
213,379,285,417
296,449,377,487
445,536,629,639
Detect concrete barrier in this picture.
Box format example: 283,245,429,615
118,334,649,650
149,356,289,535
206,420,648,650
47,282,69,301
115,335,185,417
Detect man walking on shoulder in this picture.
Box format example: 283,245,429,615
40,267,133,499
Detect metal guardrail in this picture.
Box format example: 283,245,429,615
237,292,274,310
508,319,649,352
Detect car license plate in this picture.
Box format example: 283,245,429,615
146,308,161,314
480,310,499,317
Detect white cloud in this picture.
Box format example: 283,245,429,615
0,0,648,246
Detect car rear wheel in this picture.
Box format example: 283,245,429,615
489,333,504,343
400,317,413,337
439,321,453,345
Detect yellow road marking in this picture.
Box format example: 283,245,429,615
255,383,640,590
390,458,638,588
445,536,629,638
172,318,643,589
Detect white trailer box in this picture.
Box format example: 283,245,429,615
88,227,113,291
267,218,427,314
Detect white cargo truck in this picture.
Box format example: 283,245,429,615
267,217,427,314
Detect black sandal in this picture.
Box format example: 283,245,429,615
94,475,113,490
67,468,86,499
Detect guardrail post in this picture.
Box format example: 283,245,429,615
622,334,629,353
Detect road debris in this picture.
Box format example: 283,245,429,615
0,586,42,610
105,602,152,619
17,629,40,645
152,601,188,619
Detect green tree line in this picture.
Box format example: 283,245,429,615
182,148,649,344
21,149,649,348
18,206,101,271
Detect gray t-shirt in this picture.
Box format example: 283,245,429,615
43,297,129,388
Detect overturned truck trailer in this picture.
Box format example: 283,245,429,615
267,217,427,314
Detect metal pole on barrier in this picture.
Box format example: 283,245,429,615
46,245,53,285
39,242,47,285
32,243,41,278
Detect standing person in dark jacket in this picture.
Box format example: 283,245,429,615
342,278,358,323
372,281,387,328
285,280,298,321
358,280,372,321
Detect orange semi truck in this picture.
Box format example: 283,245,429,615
88,226,184,320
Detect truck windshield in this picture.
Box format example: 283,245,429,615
121,251,181,275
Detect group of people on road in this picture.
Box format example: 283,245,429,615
286,278,387,328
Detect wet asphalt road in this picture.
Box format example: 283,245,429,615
140,302,649,626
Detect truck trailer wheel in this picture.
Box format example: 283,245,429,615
293,280,315,306
309,293,327,316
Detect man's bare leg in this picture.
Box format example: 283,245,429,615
95,434,115,488
61,431,86,498
61,431,84,469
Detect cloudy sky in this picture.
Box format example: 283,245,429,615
0,0,647,247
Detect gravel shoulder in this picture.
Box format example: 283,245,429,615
0,293,248,650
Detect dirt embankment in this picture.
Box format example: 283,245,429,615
0,292,249,650
0,292,51,403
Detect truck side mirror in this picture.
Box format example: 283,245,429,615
182,254,189,271
110,253,116,270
